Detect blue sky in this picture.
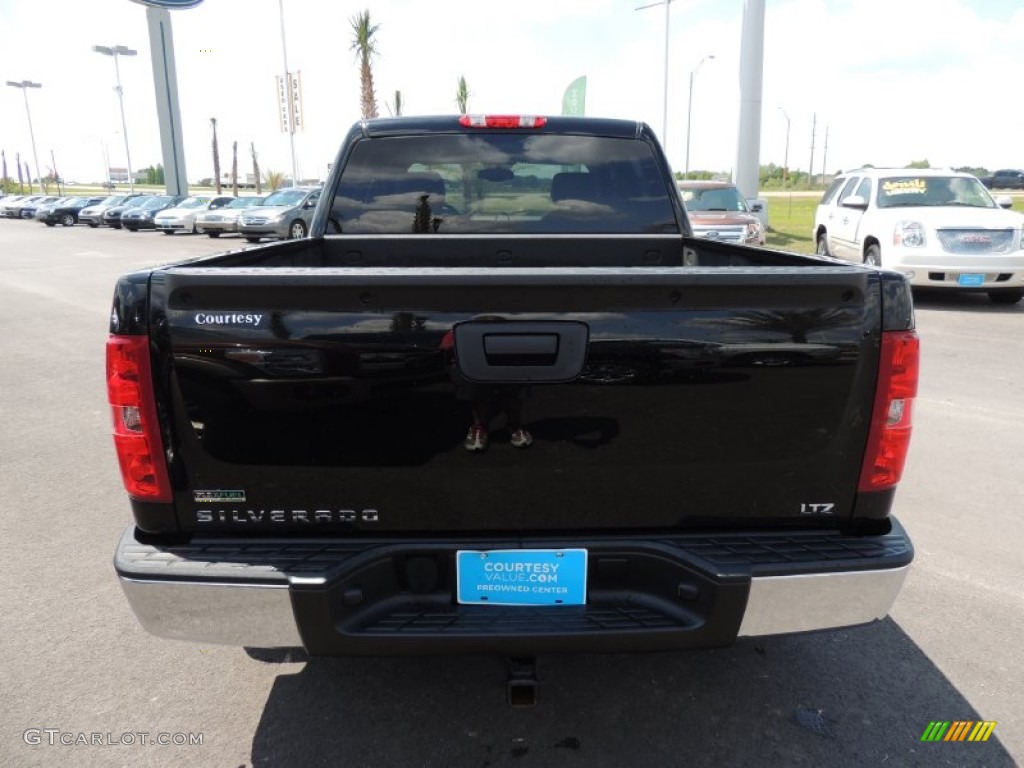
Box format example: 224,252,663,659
1,0,1022,184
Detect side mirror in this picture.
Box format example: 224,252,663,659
841,195,868,210
303,199,317,209
995,195,1014,210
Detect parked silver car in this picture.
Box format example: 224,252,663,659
1,195,42,218
80,194,146,227
194,196,267,237
154,195,236,234
237,186,321,242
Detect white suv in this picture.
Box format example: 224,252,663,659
813,168,1024,304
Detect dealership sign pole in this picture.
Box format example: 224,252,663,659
128,0,203,196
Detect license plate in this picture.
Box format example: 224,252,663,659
456,549,587,606
958,273,985,286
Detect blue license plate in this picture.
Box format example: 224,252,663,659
958,273,985,286
456,549,587,606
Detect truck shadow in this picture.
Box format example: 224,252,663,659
247,619,1012,767
912,289,1024,314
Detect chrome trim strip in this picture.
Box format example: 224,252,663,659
738,565,911,637
118,577,302,647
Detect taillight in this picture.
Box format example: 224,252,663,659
106,335,172,502
858,331,920,492
459,115,548,129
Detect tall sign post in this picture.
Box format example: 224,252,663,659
734,0,765,201
277,0,300,186
128,0,203,196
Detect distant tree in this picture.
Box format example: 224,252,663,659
675,169,720,182
251,142,262,194
264,169,286,191
759,163,785,185
455,75,470,113
953,166,989,178
905,159,930,169
350,10,380,119
141,164,165,185
211,118,222,193
231,141,239,197
43,168,60,193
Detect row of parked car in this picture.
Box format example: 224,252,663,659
0,185,323,241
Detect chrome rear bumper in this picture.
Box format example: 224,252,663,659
115,521,913,652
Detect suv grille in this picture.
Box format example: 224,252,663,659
691,225,745,243
936,229,1015,255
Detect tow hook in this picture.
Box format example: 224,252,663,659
506,656,539,707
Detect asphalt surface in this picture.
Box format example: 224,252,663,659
1,220,1021,767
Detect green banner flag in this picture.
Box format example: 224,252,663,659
562,76,587,116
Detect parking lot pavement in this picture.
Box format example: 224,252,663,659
1,222,1021,767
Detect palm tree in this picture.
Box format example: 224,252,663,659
264,169,286,191
455,76,474,203
455,76,470,113
250,142,261,194
231,141,239,197
210,118,222,193
350,10,380,119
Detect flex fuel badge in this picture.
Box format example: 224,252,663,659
193,490,246,503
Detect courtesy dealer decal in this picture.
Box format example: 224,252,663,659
881,179,927,195
190,312,265,326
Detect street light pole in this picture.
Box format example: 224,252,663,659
6,80,43,194
684,55,714,180
636,0,673,150
93,45,138,193
778,107,790,186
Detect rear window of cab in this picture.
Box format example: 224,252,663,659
328,134,679,235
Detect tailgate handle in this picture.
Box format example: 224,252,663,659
455,322,589,383
484,333,558,365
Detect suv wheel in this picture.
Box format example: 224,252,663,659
815,233,830,257
288,220,307,239
988,289,1023,305
864,244,882,267
61,213,75,227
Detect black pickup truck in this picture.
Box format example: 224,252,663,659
980,169,1024,190
110,116,918,663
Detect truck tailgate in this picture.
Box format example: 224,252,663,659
150,265,882,534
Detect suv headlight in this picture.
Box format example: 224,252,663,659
744,221,763,244
894,221,926,248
